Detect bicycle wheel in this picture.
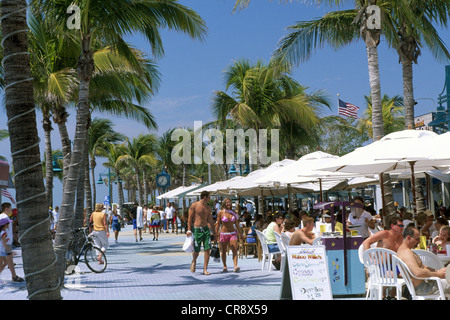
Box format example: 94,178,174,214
84,245,107,273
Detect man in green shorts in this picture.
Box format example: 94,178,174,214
187,191,214,275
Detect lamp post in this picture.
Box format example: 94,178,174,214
97,167,120,210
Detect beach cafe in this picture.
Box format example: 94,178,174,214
167,129,450,300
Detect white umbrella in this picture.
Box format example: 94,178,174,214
254,151,371,185
185,176,245,196
156,184,201,200
317,129,448,213
215,159,313,197
253,151,378,202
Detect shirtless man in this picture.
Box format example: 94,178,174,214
363,217,404,252
397,226,450,296
187,191,214,275
289,217,316,245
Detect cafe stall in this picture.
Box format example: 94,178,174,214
313,201,366,297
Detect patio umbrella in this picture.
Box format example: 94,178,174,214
318,129,449,213
185,176,245,196
253,151,377,202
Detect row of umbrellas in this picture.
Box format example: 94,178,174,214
157,129,450,212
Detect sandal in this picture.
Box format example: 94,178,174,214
203,271,211,275
234,267,240,273
12,276,24,282
222,267,228,272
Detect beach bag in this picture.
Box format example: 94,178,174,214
182,235,194,253
210,242,220,262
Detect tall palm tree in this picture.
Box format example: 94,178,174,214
100,142,128,219
1,0,61,299
29,11,78,209
212,59,325,167
88,118,125,211
36,0,207,280
387,0,450,128
120,134,158,206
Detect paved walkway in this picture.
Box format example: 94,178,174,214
0,226,284,300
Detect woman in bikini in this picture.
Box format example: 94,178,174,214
215,198,243,272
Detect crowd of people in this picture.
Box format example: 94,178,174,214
3,191,450,298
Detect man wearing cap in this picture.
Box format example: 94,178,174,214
397,226,450,297
0,202,24,282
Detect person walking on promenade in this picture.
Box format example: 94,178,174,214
109,206,122,244
215,198,243,272
0,203,23,282
187,191,214,275
90,203,110,264
150,206,161,240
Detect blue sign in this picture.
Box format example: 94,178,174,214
103,195,110,205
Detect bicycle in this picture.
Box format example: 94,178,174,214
65,226,107,274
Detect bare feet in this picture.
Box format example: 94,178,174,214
190,261,196,273
203,270,211,275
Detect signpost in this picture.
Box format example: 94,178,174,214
280,245,332,300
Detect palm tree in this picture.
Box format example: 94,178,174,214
212,59,325,167
88,118,125,211
357,94,405,138
120,134,158,206
29,11,78,209
36,0,207,280
386,1,450,128
1,0,61,299
100,142,128,219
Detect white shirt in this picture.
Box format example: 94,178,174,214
52,210,59,224
347,210,373,239
0,213,13,245
165,207,174,219
136,206,143,228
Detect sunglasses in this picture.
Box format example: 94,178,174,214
397,224,405,228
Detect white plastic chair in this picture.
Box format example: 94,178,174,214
362,248,405,300
274,232,286,271
281,232,291,248
358,244,365,265
312,236,322,246
255,230,280,272
393,255,449,300
412,249,445,270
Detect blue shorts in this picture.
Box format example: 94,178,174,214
0,251,8,257
112,222,121,232
132,219,142,230
267,244,279,253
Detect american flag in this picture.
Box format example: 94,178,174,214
1,189,15,204
338,99,359,119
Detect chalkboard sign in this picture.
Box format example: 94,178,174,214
280,245,332,300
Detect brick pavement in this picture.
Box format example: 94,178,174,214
0,225,283,300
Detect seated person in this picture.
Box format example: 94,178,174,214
432,226,450,252
289,217,315,245
397,226,450,296
283,219,296,238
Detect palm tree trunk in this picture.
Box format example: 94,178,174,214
1,0,61,299
366,45,384,141
402,58,415,129
43,112,54,209
366,37,396,225
52,105,71,189
54,32,94,280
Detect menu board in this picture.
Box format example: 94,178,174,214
280,245,332,300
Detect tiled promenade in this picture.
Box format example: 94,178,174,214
0,226,284,300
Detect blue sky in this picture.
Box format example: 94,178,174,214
1,0,450,207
